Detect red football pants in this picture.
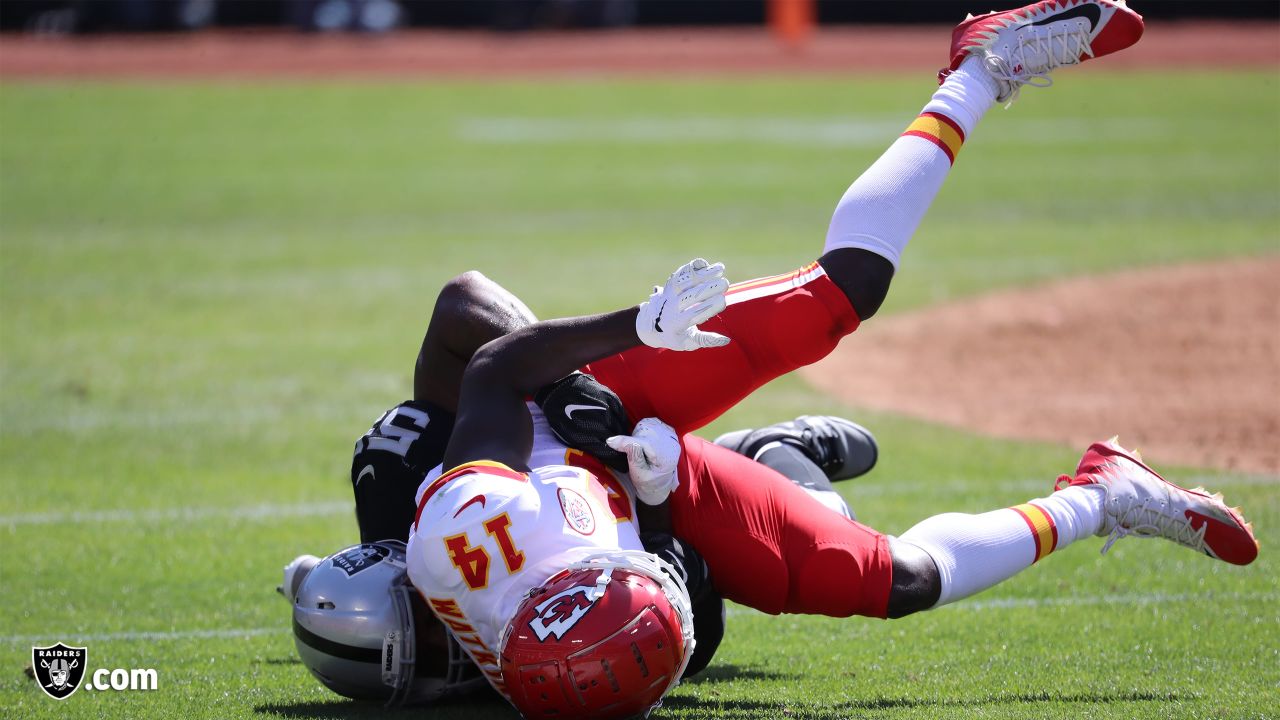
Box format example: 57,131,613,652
585,263,894,619
585,262,859,436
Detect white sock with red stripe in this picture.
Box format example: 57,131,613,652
897,485,1105,607
823,57,998,270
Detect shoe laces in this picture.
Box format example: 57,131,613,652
800,426,843,474
984,22,1095,103
1100,494,1209,556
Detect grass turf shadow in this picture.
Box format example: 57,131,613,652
252,665,787,719
254,697,515,720
661,689,1193,719
682,663,800,685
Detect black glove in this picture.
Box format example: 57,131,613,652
535,372,631,473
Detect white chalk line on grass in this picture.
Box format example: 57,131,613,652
6,591,1271,645
0,500,351,527
725,591,1277,618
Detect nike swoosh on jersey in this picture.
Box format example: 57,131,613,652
356,464,376,486
1030,3,1100,32
564,404,608,419
454,494,487,518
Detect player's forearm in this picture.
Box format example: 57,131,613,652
467,308,642,398
444,259,727,470
442,308,643,470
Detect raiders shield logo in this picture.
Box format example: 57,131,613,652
330,544,391,577
32,643,87,700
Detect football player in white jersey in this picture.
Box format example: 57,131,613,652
404,258,732,716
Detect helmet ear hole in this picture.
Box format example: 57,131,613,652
317,601,335,610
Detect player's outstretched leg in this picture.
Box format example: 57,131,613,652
820,0,1145,318
587,2,1145,436
892,439,1258,614
714,416,877,519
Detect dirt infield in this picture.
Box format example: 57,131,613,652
803,257,1280,475
0,22,1276,79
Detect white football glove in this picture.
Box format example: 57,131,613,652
606,417,681,506
636,258,731,351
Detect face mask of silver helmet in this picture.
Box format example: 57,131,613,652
282,541,488,706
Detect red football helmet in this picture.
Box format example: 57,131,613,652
499,551,695,720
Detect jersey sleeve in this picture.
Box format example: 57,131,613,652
351,400,455,543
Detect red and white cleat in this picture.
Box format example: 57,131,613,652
943,0,1145,103
1056,438,1258,566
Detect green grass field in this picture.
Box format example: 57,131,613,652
2,71,1277,719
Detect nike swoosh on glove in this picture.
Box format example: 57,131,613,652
606,417,681,506
534,372,632,473
635,258,731,351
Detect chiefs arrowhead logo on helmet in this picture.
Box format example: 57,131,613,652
500,561,692,720
528,584,600,641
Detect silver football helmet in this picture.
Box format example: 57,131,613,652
282,541,486,706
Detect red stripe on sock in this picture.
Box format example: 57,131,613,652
920,111,966,142
902,130,956,165
1010,505,1044,562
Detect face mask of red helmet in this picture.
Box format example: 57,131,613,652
498,551,696,720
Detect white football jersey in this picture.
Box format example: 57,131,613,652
405,404,641,699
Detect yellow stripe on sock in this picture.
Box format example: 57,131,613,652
902,113,965,164
1011,503,1058,563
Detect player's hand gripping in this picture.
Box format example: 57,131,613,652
636,258,731,351
606,417,681,506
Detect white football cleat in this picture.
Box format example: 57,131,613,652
1056,439,1258,566
944,0,1146,103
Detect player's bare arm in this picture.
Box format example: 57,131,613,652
413,270,538,412
442,258,729,471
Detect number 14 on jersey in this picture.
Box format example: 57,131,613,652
443,513,525,590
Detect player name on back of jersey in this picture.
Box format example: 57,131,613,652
426,596,509,697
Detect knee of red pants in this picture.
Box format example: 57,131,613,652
786,533,893,619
